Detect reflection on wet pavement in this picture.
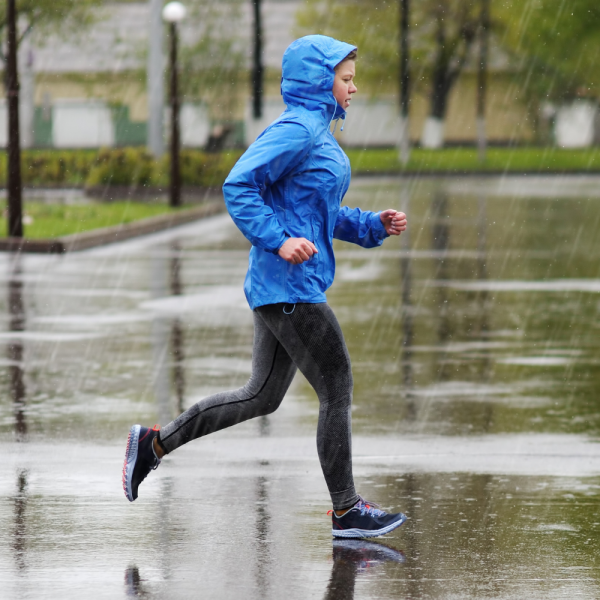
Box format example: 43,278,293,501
124,565,150,598
1,176,600,599
324,540,406,600
8,254,27,443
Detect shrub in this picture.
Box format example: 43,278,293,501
180,150,240,187
0,147,243,189
154,150,241,188
23,150,96,185
86,147,155,187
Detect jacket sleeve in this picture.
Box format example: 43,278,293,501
222,120,313,252
333,206,389,248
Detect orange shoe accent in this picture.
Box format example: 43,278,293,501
327,510,333,516
152,424,161,431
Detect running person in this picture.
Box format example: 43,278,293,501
123,35,408,539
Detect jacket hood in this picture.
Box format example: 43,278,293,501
281,35,357,122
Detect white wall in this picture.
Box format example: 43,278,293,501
53,100,114,148
245,98,403,147
335,99,401,147
180,103,210,148
555,101,597,148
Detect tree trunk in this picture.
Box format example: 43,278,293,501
422,6,477,149
421,63,451,148
421,117,445,149
7,0,23,238
477,0,490,162
399,0,410,165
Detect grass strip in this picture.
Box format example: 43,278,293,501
346,147,600,174
3,147,600,240
0,202,174,239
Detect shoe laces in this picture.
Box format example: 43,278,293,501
327,496,385,518
355,496,385,517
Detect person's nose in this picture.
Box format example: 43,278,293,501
349,82,357,95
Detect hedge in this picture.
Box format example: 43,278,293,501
3,147,600,190
0,148,243,188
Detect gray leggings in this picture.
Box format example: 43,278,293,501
157,302,359,510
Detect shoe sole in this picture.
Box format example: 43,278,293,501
332,513,407,539
122,424,141,502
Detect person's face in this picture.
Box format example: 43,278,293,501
332,60,357,110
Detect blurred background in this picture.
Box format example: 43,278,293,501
2,0,600,160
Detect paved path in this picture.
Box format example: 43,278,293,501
1,179,600,599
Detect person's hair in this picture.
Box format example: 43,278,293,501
335,49,357,70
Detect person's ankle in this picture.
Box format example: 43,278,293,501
334,507,351,517
153,437,165,459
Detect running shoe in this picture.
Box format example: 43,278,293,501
122,424,161,502
330,497,407,539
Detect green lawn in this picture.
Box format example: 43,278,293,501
3,146,600,239
0,202,175,239
346,147,600,173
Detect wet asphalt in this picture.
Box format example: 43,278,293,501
1,176,600,599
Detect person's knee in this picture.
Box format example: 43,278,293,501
237,380,287,418
256,401,278,417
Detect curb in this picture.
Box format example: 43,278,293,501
353,170,600,178
0,200,226,254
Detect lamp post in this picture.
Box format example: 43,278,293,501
251,0,263,120
162,1,186,208
6,0,23,238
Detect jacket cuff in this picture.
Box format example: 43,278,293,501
268,231,289,255
372,212,389,239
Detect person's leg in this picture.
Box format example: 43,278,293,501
157,311,297,454
256,303,359,511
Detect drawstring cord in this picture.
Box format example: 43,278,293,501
324,113,347,144
283,304,296,315
323,91,341,147
332,114,347,134
323,110,336,147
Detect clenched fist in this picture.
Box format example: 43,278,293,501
380,209,407,236
277,237,318,265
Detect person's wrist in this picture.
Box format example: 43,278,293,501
373,213,388,237
274,233,290,255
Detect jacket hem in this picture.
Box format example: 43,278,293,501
249,293,327,311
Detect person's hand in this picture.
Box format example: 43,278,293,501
380,209,407,236
277,237,318,265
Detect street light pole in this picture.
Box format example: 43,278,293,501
399,0,411,166
251,0,263,120
169,22,181,208
6,0,23,238
163,2,186,209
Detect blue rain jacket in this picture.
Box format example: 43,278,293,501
223,35,389,310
